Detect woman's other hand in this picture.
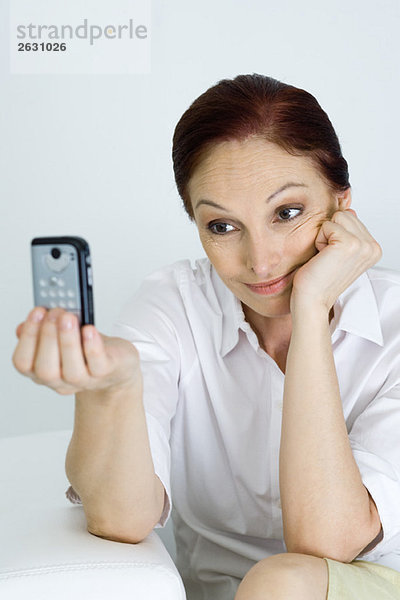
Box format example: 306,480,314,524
290,208,383,313
12,307,141,396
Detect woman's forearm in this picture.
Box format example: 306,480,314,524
65,382,165,543
279,302,373,561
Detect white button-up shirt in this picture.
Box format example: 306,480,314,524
105,258,400,599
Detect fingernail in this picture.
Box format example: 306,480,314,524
61,315,75,330
30,309,45,323
83,327,94,341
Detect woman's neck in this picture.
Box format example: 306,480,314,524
242,303,334,355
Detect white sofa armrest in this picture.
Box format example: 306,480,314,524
0,429,185,599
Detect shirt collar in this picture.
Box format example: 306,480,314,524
328,270,383,347
210,265,384,358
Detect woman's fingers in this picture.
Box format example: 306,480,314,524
81,326,111,378
13,308,139,396
33,308,63,382
58,313,89,385
15,322,24,339
12,307,47,374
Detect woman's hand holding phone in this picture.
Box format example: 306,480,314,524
12,307,141,397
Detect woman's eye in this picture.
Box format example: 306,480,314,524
208,222,236,235
277,207,303,222
207,207,303,234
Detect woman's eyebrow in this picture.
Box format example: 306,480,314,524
195,182,308,212
267,182,308,201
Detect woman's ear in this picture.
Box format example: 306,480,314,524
337,187,352,211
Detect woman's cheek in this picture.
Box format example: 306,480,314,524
199,234,228,260
201,231,236,250
285,211,327,239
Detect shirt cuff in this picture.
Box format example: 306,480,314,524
350,442,400,560
145,411,172,528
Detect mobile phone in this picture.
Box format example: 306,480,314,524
31,236,94,326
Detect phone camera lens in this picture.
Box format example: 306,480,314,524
51,248,61,259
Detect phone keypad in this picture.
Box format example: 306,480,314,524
38,276,77,309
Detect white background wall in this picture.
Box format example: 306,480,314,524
1,0,399,438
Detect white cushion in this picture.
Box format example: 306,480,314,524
0,429,186,599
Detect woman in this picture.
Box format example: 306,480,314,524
12,74,400,599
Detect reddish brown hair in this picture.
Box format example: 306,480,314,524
172,73,350,220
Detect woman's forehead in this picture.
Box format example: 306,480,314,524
188,137,323,198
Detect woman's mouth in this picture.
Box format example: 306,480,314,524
244,268,297,296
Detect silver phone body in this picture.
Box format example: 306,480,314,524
31,237,94,326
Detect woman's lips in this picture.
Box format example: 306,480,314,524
245,268,297,295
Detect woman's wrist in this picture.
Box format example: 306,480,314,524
290,292,331,326
75,377,143,405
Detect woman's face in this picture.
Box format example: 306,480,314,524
189,136,350,322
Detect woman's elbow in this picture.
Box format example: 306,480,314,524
87,521,154,544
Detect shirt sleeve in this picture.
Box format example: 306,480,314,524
110,280,182,529
348,382,400,560
65,276,182,530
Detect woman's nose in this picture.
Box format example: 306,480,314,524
245,234,281,279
